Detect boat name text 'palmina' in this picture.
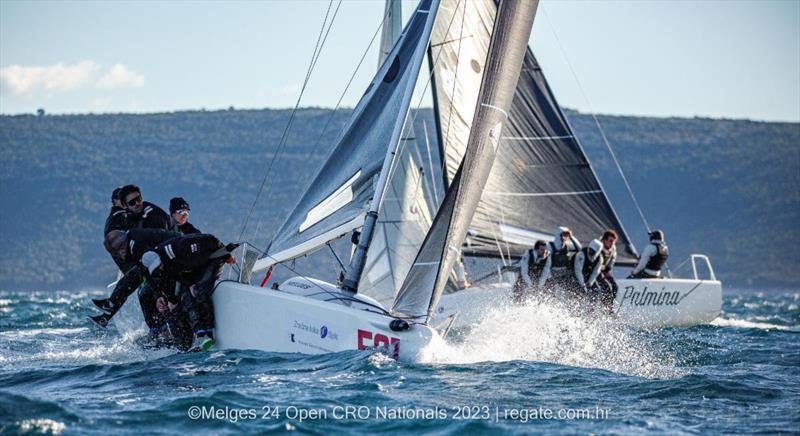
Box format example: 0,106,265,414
620,286,682,307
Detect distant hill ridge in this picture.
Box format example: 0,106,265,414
0,108,797,290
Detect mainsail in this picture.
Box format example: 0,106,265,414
464,50,638,263
254,0,440,272
429,13,638,264
392,0,539,320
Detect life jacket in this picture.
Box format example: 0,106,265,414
526,250,547,283
580,247,603,281
601,246,616,272
645,242,669,272
549,241,577,269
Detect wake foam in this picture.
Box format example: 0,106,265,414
420,297,681,379
711,317,799,332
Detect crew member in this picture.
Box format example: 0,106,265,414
512,240,550,303
543,226,582,291
142,234,238,351
104,187,129,269
598,230,619,310
168,197,201,234
118,184,170,230
89,228,179,327
573,239,605,303
629,229,669,279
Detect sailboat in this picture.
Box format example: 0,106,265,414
423,20,722,329
360,0,722,330
212,0,540,360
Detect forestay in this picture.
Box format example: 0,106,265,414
254,0,440,272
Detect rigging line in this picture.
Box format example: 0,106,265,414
238,0,342,242
254,1,393,252
303,3,396,175
253,0,344,245
541,7,652,234
239,238,385,313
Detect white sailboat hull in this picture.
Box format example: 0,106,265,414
212,280,440,362
432,278,722,329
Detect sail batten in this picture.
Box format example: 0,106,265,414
462,50,638,263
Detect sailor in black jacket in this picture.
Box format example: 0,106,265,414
90,228,180,328
118,184,170,231
141,234,238,351
103,187,130,269
167,197,201,235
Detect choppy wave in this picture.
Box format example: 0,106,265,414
1,289,798,434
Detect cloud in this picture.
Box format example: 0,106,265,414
96,63,144,89
0,61,99,96
0,61,145,96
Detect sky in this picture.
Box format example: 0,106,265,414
1,0,798,122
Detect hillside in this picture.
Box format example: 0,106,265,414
0,108,797,290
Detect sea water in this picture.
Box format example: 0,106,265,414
0,289,798,434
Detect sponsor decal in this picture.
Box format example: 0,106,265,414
357,329,400,360
621,285,683,307
292,320,339,341
190,243,199,253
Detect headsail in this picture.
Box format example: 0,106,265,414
392,0,539,320
357,0,436,306
254,0,440,272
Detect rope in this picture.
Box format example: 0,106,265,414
238,0,342,242
541,7,652,234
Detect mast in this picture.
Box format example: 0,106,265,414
341,0,441,292
392,0,539,320
378,0,403,67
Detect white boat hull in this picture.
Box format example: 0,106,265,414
212,279,440,362
432,278,722,329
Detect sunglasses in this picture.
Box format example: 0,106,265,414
126,195,142,207
175,209,189,216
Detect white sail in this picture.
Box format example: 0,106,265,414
392,0,539,320
254,0,441,272
358,0,436,307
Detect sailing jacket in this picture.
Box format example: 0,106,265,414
152,234,227,302
168,217,201,235
123,229,181,272
547,227,582,270
127,201,170,231
104,206,129,235
631,240,669,277
601,245,617,276
519,249,550,288
573,247,604,289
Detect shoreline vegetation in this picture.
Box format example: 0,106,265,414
0,107,797,291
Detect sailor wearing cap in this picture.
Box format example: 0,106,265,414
168,197,201,235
